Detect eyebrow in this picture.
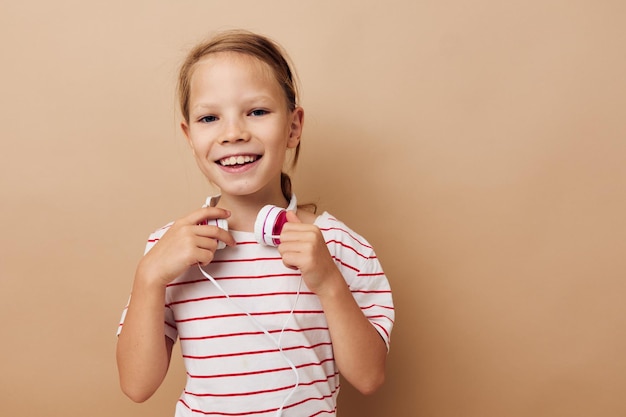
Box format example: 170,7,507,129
190,94,279,112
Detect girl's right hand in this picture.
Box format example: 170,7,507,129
136,207,236,287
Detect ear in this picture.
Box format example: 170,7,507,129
181,121,196,155
287,107,304,149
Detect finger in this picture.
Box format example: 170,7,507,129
194,235,234,265
279,225,320,245
285,210,301,224
194,224,237,248
214,227,236,247
195,247,217,266
187,206,231,226
278,251,300,271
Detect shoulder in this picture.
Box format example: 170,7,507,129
143,221,174,254
148,221,174,239
315,212,388,285
315,212,374,254
296,208,318,224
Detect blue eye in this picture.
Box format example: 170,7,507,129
199,115,217,123
250,109,268,117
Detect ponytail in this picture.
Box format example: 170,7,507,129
280,172,293,203
281,171,317,213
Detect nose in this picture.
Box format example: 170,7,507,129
221,116,251,144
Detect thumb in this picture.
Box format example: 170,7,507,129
285,210,301,223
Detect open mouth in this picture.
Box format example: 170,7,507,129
218,155,260,167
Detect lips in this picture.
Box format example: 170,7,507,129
218,154,259,167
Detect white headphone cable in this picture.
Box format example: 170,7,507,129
197,264,302,417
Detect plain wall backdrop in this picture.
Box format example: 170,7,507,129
1,1,625,416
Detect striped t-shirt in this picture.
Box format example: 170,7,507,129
118,211,394,416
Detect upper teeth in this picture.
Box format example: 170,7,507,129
220,155,257,166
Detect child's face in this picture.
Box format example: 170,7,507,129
182,52,303,201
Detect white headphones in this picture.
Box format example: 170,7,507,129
203,194,297,249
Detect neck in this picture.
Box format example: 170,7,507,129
216,191,290,232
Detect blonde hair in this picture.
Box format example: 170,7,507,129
177,30,301,202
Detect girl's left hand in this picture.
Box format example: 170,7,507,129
277,211,340,295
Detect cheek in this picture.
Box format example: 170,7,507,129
188,139,201,156
266,122,292,146
188,130,214,155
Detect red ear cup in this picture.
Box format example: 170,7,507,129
254,205,288,246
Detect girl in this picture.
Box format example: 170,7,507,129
116,30,394,417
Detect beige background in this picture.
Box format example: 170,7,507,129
1,1,625,416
